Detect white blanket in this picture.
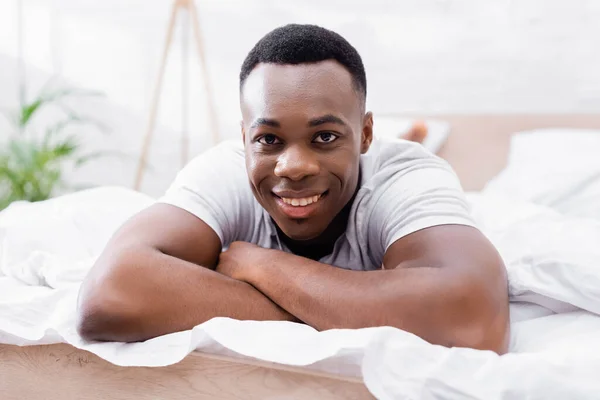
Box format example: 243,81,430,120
2,185,600,399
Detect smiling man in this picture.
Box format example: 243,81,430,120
77,24,510,353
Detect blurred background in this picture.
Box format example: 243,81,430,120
1,0,599,205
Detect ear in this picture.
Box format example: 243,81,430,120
360,112,374,154
240,120,246,145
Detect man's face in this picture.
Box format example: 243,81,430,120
240,60,373,240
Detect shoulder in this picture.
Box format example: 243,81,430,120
158,140,258,246
360,136,461,193
355,137,474,260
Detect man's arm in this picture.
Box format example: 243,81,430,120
76,203,297,343
219,225,510,354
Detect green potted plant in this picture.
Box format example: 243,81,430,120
0,83,110,210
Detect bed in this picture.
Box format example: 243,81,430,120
408,113,600,191
2,114,600,400
0,343,370,399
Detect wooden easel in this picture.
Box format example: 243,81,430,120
133,0,219,191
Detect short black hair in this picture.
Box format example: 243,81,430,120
240,24,366,100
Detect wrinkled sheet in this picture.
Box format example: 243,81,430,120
1,185,600,399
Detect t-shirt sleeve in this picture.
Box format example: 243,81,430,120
368,149,476,257
156,141,254,247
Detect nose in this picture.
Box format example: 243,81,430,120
274,144,320,181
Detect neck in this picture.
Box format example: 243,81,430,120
276,181,360,261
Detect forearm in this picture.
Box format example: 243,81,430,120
247,250,508,351
77,247,296,342
247,252,398,330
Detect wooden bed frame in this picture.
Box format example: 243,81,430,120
425,113,600,191
2,114,600,400
0,343,371,399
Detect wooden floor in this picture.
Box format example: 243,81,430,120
0,343,374,400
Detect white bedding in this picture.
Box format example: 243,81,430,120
484,128,600,220
2,144,600,399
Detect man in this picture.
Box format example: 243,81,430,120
77,24,509,353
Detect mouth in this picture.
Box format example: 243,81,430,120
273,191,328,219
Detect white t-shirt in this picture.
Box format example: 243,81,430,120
158,137,476,271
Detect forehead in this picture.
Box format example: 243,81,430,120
240,60,362,121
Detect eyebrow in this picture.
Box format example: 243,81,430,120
249,114,348,130
250,118,281,129
308,114,347,128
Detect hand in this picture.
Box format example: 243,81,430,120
216,241,270,283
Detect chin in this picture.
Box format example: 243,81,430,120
276,219,324,241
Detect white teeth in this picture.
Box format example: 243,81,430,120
281,194,322,207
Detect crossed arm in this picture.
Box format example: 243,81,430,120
77,204,510,353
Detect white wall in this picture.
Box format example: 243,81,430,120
1,0,599,197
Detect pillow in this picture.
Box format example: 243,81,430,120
500,128,600,168
467,191,600,316
373,115,450,154
483,128,600,220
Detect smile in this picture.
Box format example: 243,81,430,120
273,191,328,219
280,194,322,207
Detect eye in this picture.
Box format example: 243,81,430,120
313,132,339,144
257,134,281,145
